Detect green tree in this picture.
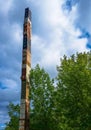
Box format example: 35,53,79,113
56,52,91,130
30,64,56,130
5,103,20,130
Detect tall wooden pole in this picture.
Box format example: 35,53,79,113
19,7,31,130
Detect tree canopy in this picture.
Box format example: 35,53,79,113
56,52,91,129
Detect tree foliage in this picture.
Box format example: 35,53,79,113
5,52,91,130
56,52,91,130
5,103,20,130
30,64,56,130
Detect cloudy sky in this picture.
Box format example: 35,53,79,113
0,0,91,128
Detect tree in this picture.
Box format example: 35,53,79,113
56,52,91,130
5,103,20,130
30,64,56,130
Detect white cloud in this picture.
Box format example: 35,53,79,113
32,35,46,66
11,24,22,44
30,0,88,71
3,23,22,47
32,35,45,52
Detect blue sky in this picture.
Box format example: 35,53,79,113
0,0,91,127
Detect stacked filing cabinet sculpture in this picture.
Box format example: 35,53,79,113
19,7,31,130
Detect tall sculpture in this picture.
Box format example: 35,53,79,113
19,7,31,130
